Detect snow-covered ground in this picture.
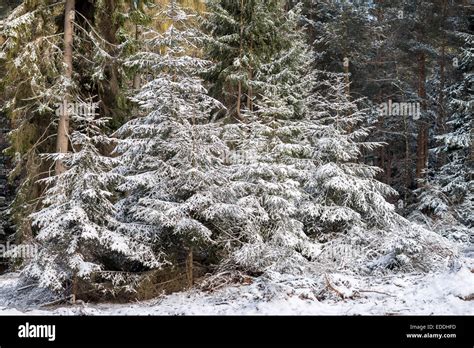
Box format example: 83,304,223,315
0,263,472,315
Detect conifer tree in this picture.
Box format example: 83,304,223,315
0,1,68,239
115,0,244,274
300,71,398,235
204,0,299,119
23,108,161,294
415,30,473,232
220,3,322,272
0,0,131,239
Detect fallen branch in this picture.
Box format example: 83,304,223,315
39,296,72,308
16,284,37,292
459,294,474,301
324,273,345,299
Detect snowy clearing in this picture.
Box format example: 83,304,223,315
0,265,472,315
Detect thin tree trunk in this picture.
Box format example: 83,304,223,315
344,59,350,97
186,248,193,288
133,24,141,90
436,0,448,168
55,0,75,175
379,146,385,181
376,90,385,182
416,123,428,180
247,36,253,111
71,272,77,304
416,51,428,182
386,152,392,185
438,43,446,132
236,0,244,119
343,13,350,97
403,112,411,199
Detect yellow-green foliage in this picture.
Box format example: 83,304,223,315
0,1,63,240
153,0,205,32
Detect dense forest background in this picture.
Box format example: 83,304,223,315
0,0,471,301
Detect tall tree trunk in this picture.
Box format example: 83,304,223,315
236,0,244,119
97,0,121,118
403,112,411,198
386,151,392,185
55,0,75,175
436,0,448,169
343,11,350,97
416,123,429,181
376,89,386,182
247,36,253,111
133,24,141,90
416,51,428,183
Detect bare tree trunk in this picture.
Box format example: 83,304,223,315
236,0,244,119
403,112,411,199
55,0,75,175
416,51,428,183
247,36,253,111
379,146,385,181
386,152,392,185
343,59,350,97
343,13,350,97
186,248,193,289
376,90,385,182
71,272,77,304
133,24,141,90
416,123,428,179
436,0,448,169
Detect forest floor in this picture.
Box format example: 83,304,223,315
0,255,472,315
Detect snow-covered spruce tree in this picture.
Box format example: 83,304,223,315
297,70,458,273
115,0,245,278
300,71,398,235
439,30,473,229
300,0,375,83
22,110,161,295
203,0,251,119
413,30,473,239
0,0,131,240
220,4,322,273
204,0,297,119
